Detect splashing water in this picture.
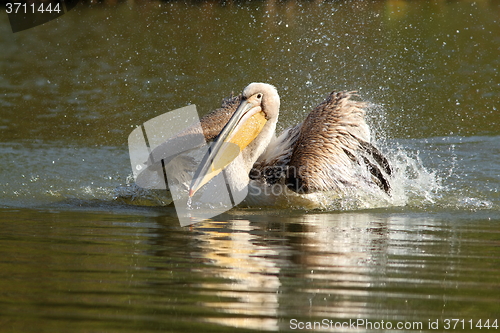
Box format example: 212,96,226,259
304,145,441,212
307,102,443,212
114,104,498,213
114,140,440,212
363,102,498,212
377,145,441,209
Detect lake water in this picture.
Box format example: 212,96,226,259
1,1,499,332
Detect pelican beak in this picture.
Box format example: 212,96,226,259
189,96,267,197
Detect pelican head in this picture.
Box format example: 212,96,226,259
189,82,280,197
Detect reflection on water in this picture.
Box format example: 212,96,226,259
193,213,387,331
2,208,498,332
188,211,499,331
195,219,281,330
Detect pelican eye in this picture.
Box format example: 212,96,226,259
256,93,262,99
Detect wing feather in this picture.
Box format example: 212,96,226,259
252,91,392,194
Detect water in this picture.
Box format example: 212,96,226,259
1,1,499,332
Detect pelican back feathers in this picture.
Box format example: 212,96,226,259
252,91,392,195
199,93,243,142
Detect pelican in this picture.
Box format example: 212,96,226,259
187,82,392,208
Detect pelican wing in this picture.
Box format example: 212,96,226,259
199,93,243,142
252,91,391,194
287,91,391,193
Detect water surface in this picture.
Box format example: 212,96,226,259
1,1,499,332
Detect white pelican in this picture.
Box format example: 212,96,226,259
187,82,392,208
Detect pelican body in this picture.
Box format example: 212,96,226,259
187,83,392,209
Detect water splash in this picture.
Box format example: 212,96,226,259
113,140,441,212
303,144,442,212
112,100,498,213
383,145,441,208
